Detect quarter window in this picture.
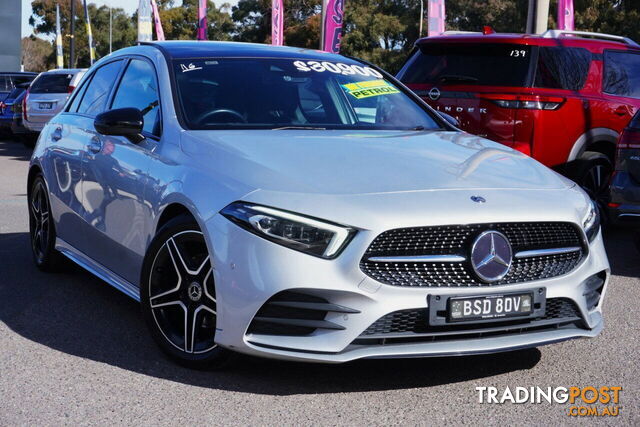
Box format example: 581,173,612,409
77,60,123,115
603,51,640,98
111,59,161,136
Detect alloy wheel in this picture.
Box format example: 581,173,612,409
30,180,50,264
148,230,217,354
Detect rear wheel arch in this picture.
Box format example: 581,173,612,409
567,128,618,163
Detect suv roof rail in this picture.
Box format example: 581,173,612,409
441,31,482,35
542,30,640,47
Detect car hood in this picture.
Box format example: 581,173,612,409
181,129,570,196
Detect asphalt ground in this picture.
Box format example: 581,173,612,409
0,138,638,425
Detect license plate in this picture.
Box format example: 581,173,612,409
448,292,533,322
39,102,53,109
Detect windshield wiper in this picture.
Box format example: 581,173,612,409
272,126,326,130
437,74,479,84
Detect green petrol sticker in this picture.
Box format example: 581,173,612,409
341,79,400,99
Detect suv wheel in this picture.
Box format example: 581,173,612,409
140,215,229,369
571,151,612,205
29,174,67,271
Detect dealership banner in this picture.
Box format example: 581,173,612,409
428,0,445,36
138,0,153,42
557,0,575,31
321,0,343,53
83,0,96,64
271,0,284,46
197,0,207,40
55,4,63,68
150,0,165,41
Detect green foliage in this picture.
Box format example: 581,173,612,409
25,0,640,73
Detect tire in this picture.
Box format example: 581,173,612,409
140,215,230,369
569,151,612,203
28,175,67,271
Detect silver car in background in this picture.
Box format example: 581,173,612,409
29,42,609,369
23,69,86,141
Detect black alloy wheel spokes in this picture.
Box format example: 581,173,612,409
30,182,50,262
149,231,217,354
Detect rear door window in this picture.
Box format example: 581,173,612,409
398,44,532,87
77,60,123,115
603,51,640,98
30,74,73,94
534,47,591,91
111,59,161,136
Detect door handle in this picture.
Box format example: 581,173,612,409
88,138,102,154
614,106,628,116
51,127,62,142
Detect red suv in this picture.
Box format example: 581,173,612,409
397,30,640,200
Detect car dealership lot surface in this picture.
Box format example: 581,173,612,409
0,139,637,425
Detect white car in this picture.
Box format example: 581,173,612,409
23,68,86,143
29,42,609,368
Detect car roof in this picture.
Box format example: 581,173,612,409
141,40,352,62
42,68,86,74
415,32,640,51
0,71,37,76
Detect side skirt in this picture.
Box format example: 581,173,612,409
55,238,141,302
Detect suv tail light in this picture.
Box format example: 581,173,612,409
615,127,640,170
22,89,29,122
479,94,565,110
67,85,75,93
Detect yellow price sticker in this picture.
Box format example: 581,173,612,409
341,79,400,99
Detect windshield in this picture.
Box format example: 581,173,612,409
400,44,532,87
173,58,440,130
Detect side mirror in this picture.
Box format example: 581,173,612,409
94,108,144,143
439,112,460,129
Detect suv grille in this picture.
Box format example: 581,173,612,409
355,298,583,343
360,222,585,287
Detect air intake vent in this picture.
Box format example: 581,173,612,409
247,290,359,336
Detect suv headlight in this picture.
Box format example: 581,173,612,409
583,200,601,243
221,202,355,259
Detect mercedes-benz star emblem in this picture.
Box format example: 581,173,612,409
470,231,512,282
428,87,441,101
187,282,203,302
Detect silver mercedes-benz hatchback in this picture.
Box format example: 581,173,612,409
29,41,609,368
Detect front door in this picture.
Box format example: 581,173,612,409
81,58,162,284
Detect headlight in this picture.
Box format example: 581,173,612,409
220,202,355,259
583,200,601,243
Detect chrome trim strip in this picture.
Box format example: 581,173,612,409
366,255,466,263
618,213,640,218
514,246,581,259
55,238,140,301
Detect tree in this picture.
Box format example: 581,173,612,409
22,36,55,72
29,0,135,68
158,0,234,41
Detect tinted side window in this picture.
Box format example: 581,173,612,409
534,47,591,91
68,77,91,112
0,76,12,91
77,61,123,115
604,51,640,98
111,59,161,136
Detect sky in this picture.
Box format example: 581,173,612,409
21,0,240,38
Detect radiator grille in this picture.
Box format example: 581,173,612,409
360,222,585,287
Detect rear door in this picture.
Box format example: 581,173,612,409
26,73,73,125
397,43,533,145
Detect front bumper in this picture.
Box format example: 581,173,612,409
205,214,609,363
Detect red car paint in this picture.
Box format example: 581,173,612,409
397,33,640,170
